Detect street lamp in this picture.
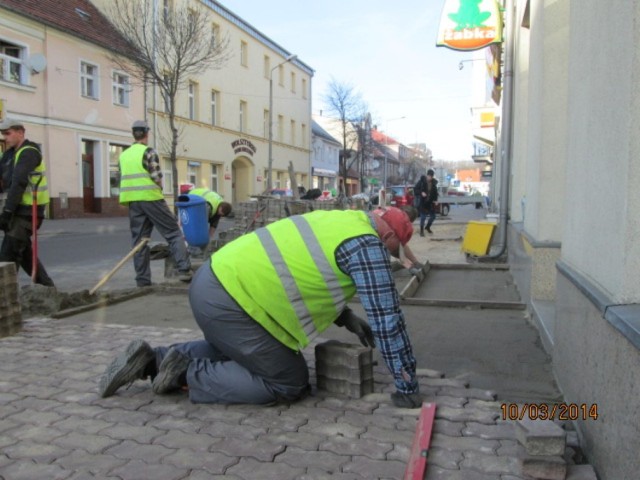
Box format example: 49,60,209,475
266,53,297,192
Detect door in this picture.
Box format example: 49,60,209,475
82,140,96,213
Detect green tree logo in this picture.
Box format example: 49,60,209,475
448,0,492,30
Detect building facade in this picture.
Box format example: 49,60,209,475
310,119,339,192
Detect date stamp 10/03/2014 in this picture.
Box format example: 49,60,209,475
500,403,599,421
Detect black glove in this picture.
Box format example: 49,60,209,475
335,307,375,348
391,391,423,409
0,210,13,231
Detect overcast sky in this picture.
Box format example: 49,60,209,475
219,0,477,161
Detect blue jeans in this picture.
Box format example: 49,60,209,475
420,204,436,231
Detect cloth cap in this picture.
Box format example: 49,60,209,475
427,168,435,176
372,206,413,246
132,120,149,131
0,118,24,131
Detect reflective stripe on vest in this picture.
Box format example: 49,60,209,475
212,210,378,350
190,188,223,217
15,145,50,206
118,143,164,205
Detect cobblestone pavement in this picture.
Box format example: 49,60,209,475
0,318,579,480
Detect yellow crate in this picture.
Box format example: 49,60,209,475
462,221,497,256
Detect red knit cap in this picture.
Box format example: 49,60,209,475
372,207,413,245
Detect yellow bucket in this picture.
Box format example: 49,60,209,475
462,221,496,256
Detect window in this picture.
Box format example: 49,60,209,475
0,40,25,84
263,55,270,78
277,115,284,142
162,74,170,112
109,144,126,197
210,164,219,191
278,65,284,86
112,71,129,106
162,158,173,194
263,109,269,138
187,162,200,185
81,61,99,99
188,82,198,120
163,0,172,23
290,72,296,93
301,123,307,148
239,100,247,133
210,90,218,126
302,78,307,99
211,23,220,49
290,119,296,145
240,41,248,67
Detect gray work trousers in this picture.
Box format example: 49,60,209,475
128,200,190,286
156,264,309,404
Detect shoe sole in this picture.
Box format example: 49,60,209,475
152,348,190,394
98,339,154,398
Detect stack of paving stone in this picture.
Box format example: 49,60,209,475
0,262,22,338
515,418,597,480
315,340,374,398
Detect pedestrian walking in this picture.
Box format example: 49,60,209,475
414,169,439,236
0,119,54,286
187,187,232,239
99,207,423,408
119,120,191,286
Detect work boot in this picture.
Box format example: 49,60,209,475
177,270,192,283
391,391,423,409
152,348,190,394
98,339,155,398
426,227,433,234
419,227,425,237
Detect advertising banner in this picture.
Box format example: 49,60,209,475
436,0,503,51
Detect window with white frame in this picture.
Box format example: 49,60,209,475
0,40,25,84
211,23,220,50
278,64,284,86
240,41,248,67
187,162,200,185
263,109,269,138
162,158,173,194
210,164,219,191
290,119,296,145
263,55,270,78
162,73,170,112
210,90,218,126
302,78,307,99
108,144,127,197
112,71,130,106
239,100,247,133
188,81,198,120
81,61,99,99
277,115,284,142
301,123,307,148
290,72,296,93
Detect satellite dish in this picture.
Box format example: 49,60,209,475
25,53,47,74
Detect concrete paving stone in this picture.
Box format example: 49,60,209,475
430,394,467,408
0,433,19,450
213,436,286,461
515,418,566,456
99,424,165,443
7,396,64,412
52,403,109,419
108,459,190,480
0,460,72,480
53,417,115,434
298,467,365,480
200,421,268,440
438,386,497,401
360,425,415,446
285,405,343,422
361,392,391,404
564,446,577,465
90,393,154,411
186,405,252,424
341,456,407,479
152,429,223,452
425,466,500,480
372,404,422,419
427,447,465,470
104,439,175,463
433,419,465,437
54,431,122,454
226,456,305,479
96,407,156,426
460,451,521,476
422,378,470,388
436,406,500,424
342,409,405,429
188,474,243,480
55,391,102,405
395,416,419,431
495,439,522,456
467,399,503,411
241,411,309,432
162,448,238,473
463,422,517,440
319,435,394,460
3,441,71,463
519,455,566,480
8,383,65,399
145,414,203,434
274,446,349,471
432,433,500,455
0,419,20,435
314,396,379,414
53,450,127,474
259,431,326,451
416,367,445,378
5,408,68,427
566,430,580,449
386,442,411,462
298,419,365,438
140,401,191,418
565,464,598,480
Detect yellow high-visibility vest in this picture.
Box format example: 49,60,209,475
15,145,49,206
118,144,164,205
190,188,223,218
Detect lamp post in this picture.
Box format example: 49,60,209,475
266,53,297,192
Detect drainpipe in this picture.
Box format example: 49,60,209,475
484,0,515,259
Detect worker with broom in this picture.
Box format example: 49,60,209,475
0,118,54,287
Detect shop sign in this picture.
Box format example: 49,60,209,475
436,0,503,51
231,138,256,157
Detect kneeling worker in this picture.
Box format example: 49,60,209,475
187,187,232,239
99,206,422,408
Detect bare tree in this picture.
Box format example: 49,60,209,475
322,79,367,197
105,0,230,206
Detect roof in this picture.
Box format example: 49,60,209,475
0,0,130,53
311,119,341,146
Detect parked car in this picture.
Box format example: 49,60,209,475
383,185,450,216
266,188,293,197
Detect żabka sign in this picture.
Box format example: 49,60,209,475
436,0,503,51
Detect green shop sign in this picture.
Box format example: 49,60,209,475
436,0,503,51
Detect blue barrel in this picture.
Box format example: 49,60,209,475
176,194,209,248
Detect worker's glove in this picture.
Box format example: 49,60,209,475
408,262,425,279
0,210,13,231
391,391,423,409
335,307,375,348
